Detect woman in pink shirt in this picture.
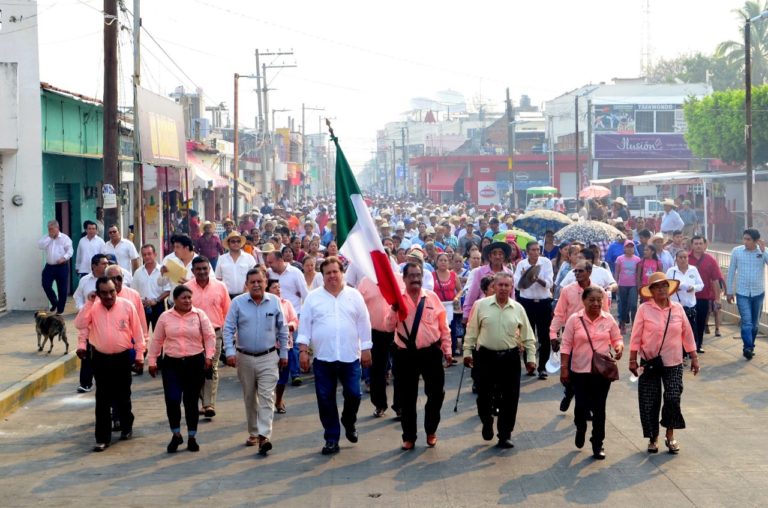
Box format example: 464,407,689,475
267,279,299,414
629,272,699,455
615,240,641,334
560,287,623,460
148,285,216,453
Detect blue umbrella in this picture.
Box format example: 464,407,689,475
512,209,573,240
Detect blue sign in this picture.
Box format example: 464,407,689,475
396,164,405,178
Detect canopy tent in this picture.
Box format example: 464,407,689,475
526,186,558,196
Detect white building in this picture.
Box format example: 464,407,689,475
0,0,47,311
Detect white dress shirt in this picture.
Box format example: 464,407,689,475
514,256,554,300
660,210,685,232
75,235,105,274
268,264,308,313
132,264,171,300
74,273,97,310
666,265,704,308
560,265,616,294
38,233,73,265
102,238,139,272
215,251,257,294
296,286,373,362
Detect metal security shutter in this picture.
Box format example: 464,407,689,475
54,183,70,201
0,154,6,312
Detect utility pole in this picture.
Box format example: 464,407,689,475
132,0,142,244
506,88,517,209
233,74,240,221
103,0,120,231
258,49,296,202
255,50,266,204
574,95,580,192
401,127,407,197
586,98,594,183
392,141,396,197
302,104,324,199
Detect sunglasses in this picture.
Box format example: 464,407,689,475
572,269,587,273
109,275,123,282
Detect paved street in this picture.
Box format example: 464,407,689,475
1,317,768,507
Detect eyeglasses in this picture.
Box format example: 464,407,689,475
108,230,118,234
109,275,123,282
572,269,587,273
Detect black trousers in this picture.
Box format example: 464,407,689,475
161,353,205,432
370,329,395,411
474,347,521,440
694,299,711,350
571,372,611,451
144,300,166,331
394,345,445,442
41,263,69,314
519,297,553,372
92,349,133,444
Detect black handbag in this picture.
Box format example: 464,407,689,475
640,309,672,375
579,317,619,382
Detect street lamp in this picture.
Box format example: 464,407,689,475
745,10,768,228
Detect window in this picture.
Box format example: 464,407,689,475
635,111,654,133
656,111,675,132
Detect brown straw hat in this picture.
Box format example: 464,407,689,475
639,272,680,299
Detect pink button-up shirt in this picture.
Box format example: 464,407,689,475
630,300,696,366
147,307,216,367
75,297,145,355
278,297,298,348
358,276,402,333
550,282,609,339
560,309,622,373
387,289,451,357
186,278,231,329
117,286,149,341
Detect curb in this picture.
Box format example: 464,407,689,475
0,353,78,419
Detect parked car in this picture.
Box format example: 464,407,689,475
628,198,663,217
525,197,548,212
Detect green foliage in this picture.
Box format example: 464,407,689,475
648,53,740,91
684,85,768,164
716,0,768,87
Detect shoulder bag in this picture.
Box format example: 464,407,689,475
397,297,426,351
579,317,619,382
640,309,672,375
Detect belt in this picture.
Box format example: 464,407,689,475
478,346,519,355
519,296,550,303
214,327,221,332
237,346,276,358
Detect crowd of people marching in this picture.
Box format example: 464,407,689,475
36,194,768,460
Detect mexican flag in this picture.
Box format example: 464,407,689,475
333,135,408,320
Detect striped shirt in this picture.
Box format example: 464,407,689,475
727,246,768,297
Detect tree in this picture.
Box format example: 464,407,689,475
716,0,768,86
647,52,740,91
684,85,768,164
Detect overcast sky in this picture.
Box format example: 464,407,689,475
35,0,748,169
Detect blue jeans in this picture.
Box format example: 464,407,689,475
287,330,301,380
313,359,362,442
618,286,638,324
736,293,764,352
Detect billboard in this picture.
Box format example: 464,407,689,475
594,133,692,159
136,87,187,167
477,181,500,206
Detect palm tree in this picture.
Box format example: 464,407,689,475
716,0,768,85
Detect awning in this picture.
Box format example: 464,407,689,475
188,152,228,189
427,167,463,191
593,170,768,186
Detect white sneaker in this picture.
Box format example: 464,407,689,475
77,385,92,393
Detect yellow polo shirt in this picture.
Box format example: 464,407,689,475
464,296,536,363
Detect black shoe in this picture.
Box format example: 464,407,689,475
92,443,109,452
119,431,132,441
471,383,478,394
344,425,359,443
697,349,705,354
496,438,515,449
112,420,122,432
593,447,606,460
187,437,199,452
204,407,216,418
49,304,57,312
321,440,340,455
481,421,494,441
560,394,573,412
258,439,273,456
586,411,593,422
744,349,754,360
167,434,183,453
575,428,586,449
538,371,548,380
373,408,386,418
393,409,402,421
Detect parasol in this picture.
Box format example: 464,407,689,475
493,228,535,250
512,209,573,240
554,221,626,245
579,185,611,199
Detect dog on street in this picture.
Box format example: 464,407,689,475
34,311,68,354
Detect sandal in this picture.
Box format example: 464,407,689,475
275,403,287,414
647,441,658,454
665,438,680,454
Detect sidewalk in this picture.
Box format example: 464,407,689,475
1,314,768,506
0,302,79,418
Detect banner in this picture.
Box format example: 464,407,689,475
477,181,500,206
594,134,692,160
136,87,187,167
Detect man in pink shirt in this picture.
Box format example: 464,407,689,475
75,277,144,451
187,255,231,418
106,265,149,369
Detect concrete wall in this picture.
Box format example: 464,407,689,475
0,0,46,310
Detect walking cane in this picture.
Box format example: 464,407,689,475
453,363,466,412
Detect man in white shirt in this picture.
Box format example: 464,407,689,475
266,247,309,385
660,199,685,236
132,244,171,330
38,220,73,314
216,232,257,299
75,221,105,278
514,242,555,379
297,256,372,456
101,225,140,272
74,254,109,310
